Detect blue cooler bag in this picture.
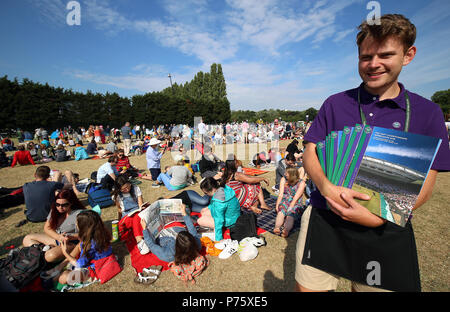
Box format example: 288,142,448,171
88,187,114,208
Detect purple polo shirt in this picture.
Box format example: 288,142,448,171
305,82,450,208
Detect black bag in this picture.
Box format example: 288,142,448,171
0,244,46,290
302,207,421,292
229,213,258,242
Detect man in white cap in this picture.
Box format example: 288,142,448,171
145,137,166,187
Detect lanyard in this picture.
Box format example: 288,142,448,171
358,88,411,132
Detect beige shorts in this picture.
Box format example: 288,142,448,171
295,205,391,292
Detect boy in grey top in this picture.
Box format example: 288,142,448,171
167,163,193,187
121,122,132,156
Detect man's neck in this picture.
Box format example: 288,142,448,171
364,81,401,101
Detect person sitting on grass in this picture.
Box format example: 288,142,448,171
86,138,98,155
27,142,39,162
112,174,144,220
273,153,298,193
22,189,86,263
115,149,139,178
1,136,15,151
197,177,241,242
96,155,125,191
17,166,65,227
11,144,35,168
55,144,71,162
74,141,90,161
38,143,55,161
154,160,194,191
220,159,271,214
106,138,118,154
198,146,223,179
274,167,307,238
52,210,118,286
139,203,202,263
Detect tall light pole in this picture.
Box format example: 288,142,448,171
168,73,174,94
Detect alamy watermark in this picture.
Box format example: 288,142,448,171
366,261,381,286
366,1,381,25
66,1,81,26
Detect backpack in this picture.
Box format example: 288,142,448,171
0,244,46,290
168,255,209,284
88,187,114,208
229,213,258,243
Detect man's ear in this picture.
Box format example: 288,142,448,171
403,45,417,66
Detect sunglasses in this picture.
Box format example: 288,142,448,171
56,202,70,208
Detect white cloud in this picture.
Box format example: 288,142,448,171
333,28,355,43
366,144,434,161
65,66,198,94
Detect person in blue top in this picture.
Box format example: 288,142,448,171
145,138,167,187
53,210,114,285
140,203,201,263
197,177,241,242
74,141,90,161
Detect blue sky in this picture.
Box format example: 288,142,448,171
0,0,449,112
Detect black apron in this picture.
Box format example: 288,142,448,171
301,204,421,292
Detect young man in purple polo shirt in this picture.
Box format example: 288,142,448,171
295,14,450,292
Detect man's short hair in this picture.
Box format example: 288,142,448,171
357,14,416,53
35,166,51,180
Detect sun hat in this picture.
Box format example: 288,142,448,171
149,138,161,146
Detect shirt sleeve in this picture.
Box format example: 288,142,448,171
11,152,18,167
303,98,332,144
134,185,142,197
209,200,225,241
425,106,450,171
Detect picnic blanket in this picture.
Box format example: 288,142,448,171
253,196,302,235
118,213,170,275
242,167,269,176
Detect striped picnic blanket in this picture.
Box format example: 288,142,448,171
254,196,303,235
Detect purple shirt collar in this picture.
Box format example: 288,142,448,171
358,82,407,110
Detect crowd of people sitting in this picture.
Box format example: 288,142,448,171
0,120,310,291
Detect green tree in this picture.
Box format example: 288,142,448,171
431,89,450,119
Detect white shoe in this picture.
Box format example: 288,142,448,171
137,240,150,255
218,240,238,259
247,236,266,247
214,239,231,250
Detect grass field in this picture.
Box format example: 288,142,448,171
0,139,448,292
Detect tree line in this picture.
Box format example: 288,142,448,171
0,63,231,131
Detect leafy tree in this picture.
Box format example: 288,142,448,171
431,89,450,119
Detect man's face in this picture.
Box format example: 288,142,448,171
358,36,415,94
